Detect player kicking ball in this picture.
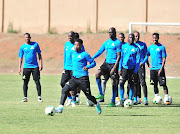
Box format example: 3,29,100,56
55,39,102,114
140,33,171,105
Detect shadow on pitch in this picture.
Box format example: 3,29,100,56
104,114,157,117
133,104,180,108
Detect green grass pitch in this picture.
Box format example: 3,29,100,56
0,74,180,134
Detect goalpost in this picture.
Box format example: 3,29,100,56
129,22,180,34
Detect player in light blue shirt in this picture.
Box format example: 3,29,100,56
141,33,170,105
93,27,121,107
18,33,43,102
118,33,140,105
55,39,102,114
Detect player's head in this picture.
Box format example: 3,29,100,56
152,33,159,45
75,38,83,52
118,33,125,43
68,31,75,43
128,33,135,45
109,27,116,40
134,31,140,43
24,33,31,44
74,32,79,41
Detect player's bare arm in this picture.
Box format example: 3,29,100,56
110,52,121,76
38,53,43,71
18,57,23,75
158,57,166,76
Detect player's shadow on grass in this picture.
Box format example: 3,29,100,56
133,104,180,108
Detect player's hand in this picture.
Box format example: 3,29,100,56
83,66,88,71
110,67,115,76
18,69,22,75
158,68,162,76
140,63,144,68
118,70,122,76
39,65,43,71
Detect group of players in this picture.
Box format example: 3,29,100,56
18,27,171,115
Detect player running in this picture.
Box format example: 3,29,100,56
140,33,171,105
118,33,140,106
55,39,102,114
93,27,121,107
18,33,43,102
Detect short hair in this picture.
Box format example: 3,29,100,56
24,33,31,37
75,38,83,44
74,32,79,39
119,32,125,37
153,33,159,38
134,31,140,35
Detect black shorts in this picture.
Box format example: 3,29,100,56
137,65,146,85
60,70,72,87
67,76,92,96
121,67,137,84
99,62,118,80
22,67,40,81
150,68,166,86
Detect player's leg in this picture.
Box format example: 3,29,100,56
99,75,109,102
107,64,118,107
139,66,148,105
22,68,31,102
60,70,72,106
79,76,101,114
32,67,43,102
150,70,159,99
133,72,139,105
158,68,170,105
56,78,78,113
117,68,127,106
128,69,135,101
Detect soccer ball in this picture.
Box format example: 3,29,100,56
86,99,94,106
153,96,163,104
124,99,133,109
163,96,172,104
45,106,55,116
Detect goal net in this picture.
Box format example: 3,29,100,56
129,22,180,77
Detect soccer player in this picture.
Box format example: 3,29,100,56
140,33,171,105
18,33,43,102
55,39,102,114
93,27,121,107
60,31,75,107
133,31,149,105
118,33,140,106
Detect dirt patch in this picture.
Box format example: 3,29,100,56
0,33,180,77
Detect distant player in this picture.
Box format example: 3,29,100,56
93,27,121,107
119,33,140,106
133,31,149,105
140,33,171,105
55,39,102,114
18,33,43,102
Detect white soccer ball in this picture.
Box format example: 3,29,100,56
45,106,55,116
153,96,163,104
124,99,133,109
86,99,94,106
163,96,172,104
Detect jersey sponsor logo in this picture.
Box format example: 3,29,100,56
24,48,27,50
156,48,160,51
131,48,135,52
30,46,34,49
111,43,115,46
77,55,82,59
